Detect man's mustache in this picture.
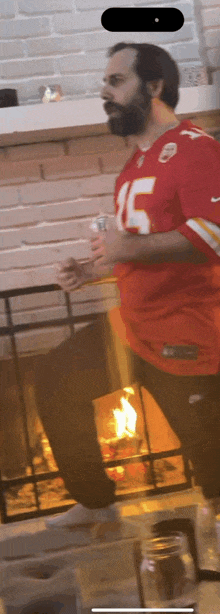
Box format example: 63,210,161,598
104,101,123,114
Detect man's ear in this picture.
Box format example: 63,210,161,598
146,79,164,98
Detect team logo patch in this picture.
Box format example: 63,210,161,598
137,155,145,168
158,142,177,163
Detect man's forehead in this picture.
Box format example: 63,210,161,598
105,47,137,77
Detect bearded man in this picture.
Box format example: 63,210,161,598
46,44,220,569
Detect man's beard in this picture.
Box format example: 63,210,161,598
104,87,152,137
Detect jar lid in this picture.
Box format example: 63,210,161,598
141,532,183,557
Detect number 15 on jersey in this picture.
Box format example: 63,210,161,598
116,177,156,234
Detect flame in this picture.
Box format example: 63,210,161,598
123,387,135,396
113,387,137,438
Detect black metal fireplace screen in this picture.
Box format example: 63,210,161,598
0,283,193,524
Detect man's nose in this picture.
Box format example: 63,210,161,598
101,88,109,100
101,81,113,100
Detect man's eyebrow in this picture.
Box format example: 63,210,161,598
103,73,125,82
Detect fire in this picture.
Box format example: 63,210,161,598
113,387,137,438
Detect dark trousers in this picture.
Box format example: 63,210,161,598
132,352,220,501
35,322,220,507
34,317,117,509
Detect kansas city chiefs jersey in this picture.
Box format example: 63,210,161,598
113,119,220,375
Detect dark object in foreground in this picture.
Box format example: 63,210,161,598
0,89,18,107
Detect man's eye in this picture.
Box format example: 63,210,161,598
102,76,124,87
111,77,123,86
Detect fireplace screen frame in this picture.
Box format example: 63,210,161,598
0,283,193,524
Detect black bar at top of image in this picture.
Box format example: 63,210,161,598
101,7,184,32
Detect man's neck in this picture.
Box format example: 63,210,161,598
129,100,179,151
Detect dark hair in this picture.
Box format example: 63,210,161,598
107,42,179,109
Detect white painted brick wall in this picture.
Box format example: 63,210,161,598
0,0,219,358
200,0,220,86
0,134,126,357
0,0,216,106
5,141,66,161
0,58,55,80
42,154,101,180
0,17,51,40
0,0,16,18
17,0,74,13
0,161,41,185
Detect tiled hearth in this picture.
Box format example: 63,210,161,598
1,487,219,614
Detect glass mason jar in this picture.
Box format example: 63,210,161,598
139,532,198,611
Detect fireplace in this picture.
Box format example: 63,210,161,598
93,383,187,497
0,283,192,524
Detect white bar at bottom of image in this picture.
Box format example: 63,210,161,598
92,608,195,614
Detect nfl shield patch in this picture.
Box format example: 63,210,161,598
158,142,177,163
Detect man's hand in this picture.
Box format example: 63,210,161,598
55,258,92,292
90,224,129,268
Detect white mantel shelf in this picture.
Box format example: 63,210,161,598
0,85,219,147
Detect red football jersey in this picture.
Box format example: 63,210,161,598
113,119,220,375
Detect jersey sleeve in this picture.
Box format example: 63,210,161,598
176,136,220,263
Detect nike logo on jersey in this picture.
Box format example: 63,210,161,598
211,197,220,202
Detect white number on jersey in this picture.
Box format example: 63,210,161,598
116,177,156,235
180,128,213,140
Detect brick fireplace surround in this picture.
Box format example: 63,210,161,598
1,92,220,613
